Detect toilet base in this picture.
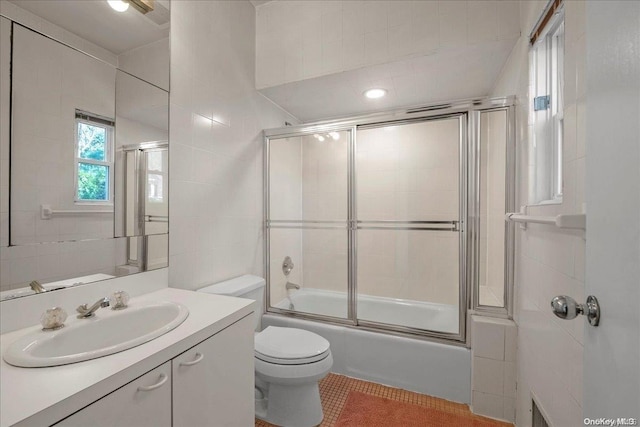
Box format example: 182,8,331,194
255,382,323,427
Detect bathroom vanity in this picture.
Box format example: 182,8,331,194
0,288,255,427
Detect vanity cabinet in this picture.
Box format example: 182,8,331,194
52,315,254,427
55,362,172,427
173,314,254,427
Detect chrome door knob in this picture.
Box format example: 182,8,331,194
551,295,582,319
551,295,600,326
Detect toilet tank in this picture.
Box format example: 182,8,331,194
198,275,265,331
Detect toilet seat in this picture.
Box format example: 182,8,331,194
255,326,330,365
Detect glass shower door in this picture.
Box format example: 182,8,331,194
266,130,351,321
355,116,463,335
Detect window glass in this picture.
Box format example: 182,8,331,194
75,117,113,202
147,173,164,202
77,123,107,161
77,163,109,201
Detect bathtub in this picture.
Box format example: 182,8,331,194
265,289,471,404
273,288,459,333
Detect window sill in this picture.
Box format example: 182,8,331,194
528,197,563,207
73,202,114,207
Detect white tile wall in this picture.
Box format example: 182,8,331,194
168,1,299,291
490,1,587,426
255,0,520,90
471,315,517,423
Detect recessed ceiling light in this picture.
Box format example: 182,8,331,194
108,0,130,12
364,88,387,99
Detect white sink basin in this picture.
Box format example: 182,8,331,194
3,301,189,367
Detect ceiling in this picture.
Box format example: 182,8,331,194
9,0,170,54
259,38,518,123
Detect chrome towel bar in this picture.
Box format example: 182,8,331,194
505,212,585,230
41,204,113,220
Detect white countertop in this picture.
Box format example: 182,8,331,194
0,288,255,427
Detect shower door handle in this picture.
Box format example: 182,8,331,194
551,295,600,326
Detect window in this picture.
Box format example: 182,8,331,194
146,150,166,203
530,7,564,204
74,111,114,203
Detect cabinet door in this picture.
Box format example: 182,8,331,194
173,314,254,427
55,362,171,427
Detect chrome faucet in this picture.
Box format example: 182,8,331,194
76,297,110,318
29,280,46,294
285,281,300,291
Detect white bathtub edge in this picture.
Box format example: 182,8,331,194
262,313,471,404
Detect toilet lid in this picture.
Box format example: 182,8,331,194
255,327,330,364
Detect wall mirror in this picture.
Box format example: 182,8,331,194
0,0,170,299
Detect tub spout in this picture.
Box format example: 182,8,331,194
286,281,300,291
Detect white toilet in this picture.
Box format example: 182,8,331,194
198,275,332,427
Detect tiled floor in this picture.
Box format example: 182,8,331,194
255,373,513,427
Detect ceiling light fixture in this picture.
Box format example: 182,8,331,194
128,0,155,14
108,0,130,12
329,132,340,140
364,88,387,99
108,0,155,14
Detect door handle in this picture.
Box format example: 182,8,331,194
551,295,600,326
137,373,168,392
179,352,204,367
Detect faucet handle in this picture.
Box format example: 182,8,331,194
111,290,130,310
40,307,67,331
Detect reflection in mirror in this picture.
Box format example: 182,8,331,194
114,70,168,238
10,25,117,245
0,0,169,299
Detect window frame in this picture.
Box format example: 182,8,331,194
529,8,565,205
74,116,115,205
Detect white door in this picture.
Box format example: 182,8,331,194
584,1,640,422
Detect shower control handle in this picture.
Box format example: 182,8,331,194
551,295,600,326
282,256,294,276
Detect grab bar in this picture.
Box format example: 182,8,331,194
41,204,112,220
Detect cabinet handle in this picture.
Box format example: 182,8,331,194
137,373,168,392
179,352,204,367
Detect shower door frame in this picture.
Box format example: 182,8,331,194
264,96,515,346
